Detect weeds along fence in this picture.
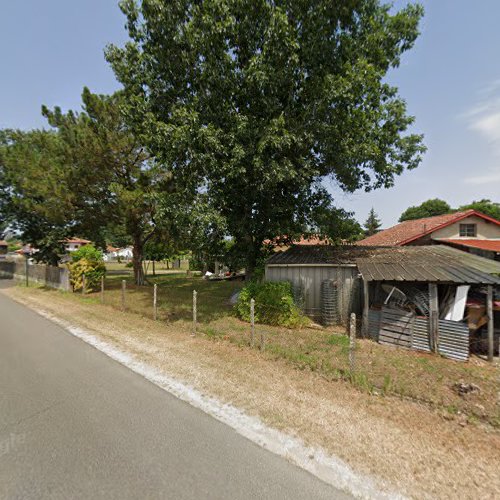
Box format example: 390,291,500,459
80,276,357,377
0,260,70,291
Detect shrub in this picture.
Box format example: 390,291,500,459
235,281,307,328
68,245,106,292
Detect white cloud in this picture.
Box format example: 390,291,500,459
464,80,500,156
463,170,500,185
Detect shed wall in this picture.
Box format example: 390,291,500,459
265,265,360,324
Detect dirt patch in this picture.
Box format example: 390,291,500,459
3,286,500,499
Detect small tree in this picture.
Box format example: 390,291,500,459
68,245,106,292
364,208,382,236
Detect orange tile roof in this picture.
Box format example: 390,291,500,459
65,237,91,244
358,210,500,246
441,239,500,252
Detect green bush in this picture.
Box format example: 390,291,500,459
235,281,307,328
68,245,106,292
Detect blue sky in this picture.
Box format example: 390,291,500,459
1,1,499,227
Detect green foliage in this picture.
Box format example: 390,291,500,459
107,0,425,274
364,208,382,236
458,199,500,221
235,281,306,328
399,198,451,222
70,244,104,263
68,245,105,292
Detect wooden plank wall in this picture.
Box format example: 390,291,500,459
379,306,414,348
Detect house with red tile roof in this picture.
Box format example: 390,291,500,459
358,210,500,261
64,237,91,253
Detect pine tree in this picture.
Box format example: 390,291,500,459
364,208,382,236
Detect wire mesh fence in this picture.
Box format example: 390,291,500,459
73,273,499,426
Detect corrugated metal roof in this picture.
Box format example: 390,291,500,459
266,245,372,265
356,246,500,284
266,244,500,284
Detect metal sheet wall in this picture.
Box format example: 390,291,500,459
265,265,360,324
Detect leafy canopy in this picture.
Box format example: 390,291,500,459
458,199,500,221
106,0,425,273
399,198,451,222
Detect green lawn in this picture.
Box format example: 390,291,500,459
102,272,242,323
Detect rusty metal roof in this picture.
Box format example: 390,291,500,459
356,246,500,284
266,244,500,284
266,245,372,265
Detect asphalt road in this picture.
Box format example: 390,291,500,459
0,282,351,500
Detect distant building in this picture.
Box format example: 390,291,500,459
358,210,500,260
64,238,91,253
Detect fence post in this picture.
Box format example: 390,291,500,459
25,258,29,287
100,275,104,304
250,298,255,347
153,283,158,321
82,274,86,295
121,280,126,312
192,290,197,336
349,312,356,374
260,329,265,351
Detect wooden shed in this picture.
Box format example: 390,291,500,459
265,245,375,325
356,245,500,361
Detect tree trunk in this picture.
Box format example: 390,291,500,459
132,238,145,286
245,240,258,281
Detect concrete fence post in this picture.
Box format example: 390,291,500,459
25,258,29,287
250,298,255,347
349,312,356,374
192,290,197,336
82,274,86,295
100,275,105,304
121,280,126,312
153,284,158,321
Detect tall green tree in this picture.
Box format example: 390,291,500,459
399,198,451,222
107,0,425,276
364,208,382,236
458,199,500,221
0,129,74,265
0,90,181,283
41,88,179,285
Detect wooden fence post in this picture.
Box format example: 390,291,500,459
487,285,494,362
250,298,255,347
100,276,104,304
260,329,265,351
25,258,29,287
429,283,439,353
153,284,158,321
82,274,86,295
349,312,356,373
121,280,126,312
362,279,369,338
192,290,197,336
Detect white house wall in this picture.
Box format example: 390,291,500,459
431,215,500,240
